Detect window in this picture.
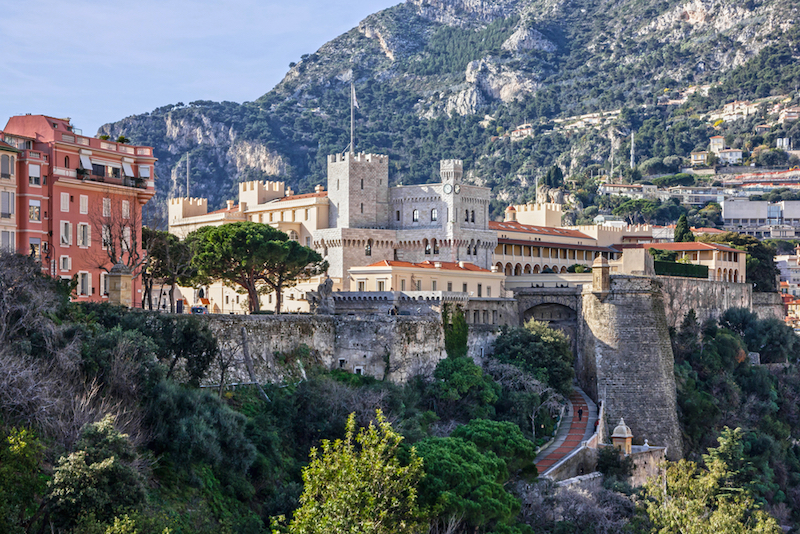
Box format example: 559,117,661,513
29,238,41,261
29,200,40,221
462,283,467,293
447,282,452,292
487,286,491,297
396,210,400,221
60,221,72,246
415,280,421,291
102,225,111,249
29,164,41,185
60,255,71,271
78,272,91,296
400,279,406,291
64,156,69,168
122,200,130,219
80,195,88,214
474,310,480,323
288,230,299,241
269,212,273,222
433,239,439,254
360,203,364,214
492,310,497,323
102,198,111,217
122,226,131,251
478,284,482,297
354,367,363,375
61,192,69,212
306,237,311,247
1,191,14,218
357,281,366,291
360,179,364,190
1,231,14,251
431,280,437,291
471,210,475,223
91,163,106,177
0,155,13,178
377,280,385,291
412,209,419,222
424,239,431,255
465,209,469,222
431,208,438,221
77,223,90,247
365,239,372,256
305,209,309,221
100,273,108,296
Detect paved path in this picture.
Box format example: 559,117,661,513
534,387,597,474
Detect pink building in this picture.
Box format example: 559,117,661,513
1,115,156,306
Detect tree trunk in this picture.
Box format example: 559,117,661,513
168,278,176,314
247,282,260,313
241,326,269,402
275,283,282,315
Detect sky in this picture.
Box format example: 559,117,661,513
0,0,401,135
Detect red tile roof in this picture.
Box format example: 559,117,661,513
634,242,741,253
489,220,592,239
498,237,615,252
364,260,492,272
691,227,726,234
278,191,327,202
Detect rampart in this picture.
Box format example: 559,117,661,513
657,276,751,328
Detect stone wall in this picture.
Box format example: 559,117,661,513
657,276,751,328
203,314,446,385
579,276,683,460
753,291,785,320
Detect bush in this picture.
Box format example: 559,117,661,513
47,415,146,529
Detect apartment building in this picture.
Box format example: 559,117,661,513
0,138,18,251
2,115,156,306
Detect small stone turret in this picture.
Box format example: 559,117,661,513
611,417,633,455
592,255,610,297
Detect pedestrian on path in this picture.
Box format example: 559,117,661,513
578,408,583,421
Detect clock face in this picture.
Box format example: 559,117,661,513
443,183,453,194
454,184,461,194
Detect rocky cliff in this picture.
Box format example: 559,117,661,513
99,0,800,221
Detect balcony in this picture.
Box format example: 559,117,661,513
76,169,149,189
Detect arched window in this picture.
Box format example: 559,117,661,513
288,230,299,241
365,239,373,256
424,239,431,255
471,210,475,223
64,156,69,168
466,244,472,255
470,240,476,255
412,209,419,222
465,209,469,222
432,239,439,255
431,208,438,221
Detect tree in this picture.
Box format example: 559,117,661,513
187,222,325,313
643,427,781,534
144,229,195,312
259,239,326,315
442,304,468,358
0,427,46,533
89,191,149,280
492,319,574,396
285,411,426,534
675,214,695,242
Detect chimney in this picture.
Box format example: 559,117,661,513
458,261,466,269
434,262,442,269
315,184,325,193
226,200,234,210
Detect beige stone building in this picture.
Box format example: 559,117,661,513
629,242,746,282
348,259,504,296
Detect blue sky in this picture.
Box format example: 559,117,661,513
0,0,400,135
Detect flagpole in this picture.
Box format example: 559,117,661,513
350,81,355,155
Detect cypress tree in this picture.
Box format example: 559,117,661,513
674,214,695,242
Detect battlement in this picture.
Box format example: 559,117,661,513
168,197,208,220
239,180,285,206
328,152,388,165
439,159,463,182
510,202,563,227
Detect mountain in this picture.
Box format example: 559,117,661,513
98,0,800,222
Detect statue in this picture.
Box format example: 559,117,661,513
308,275,335,315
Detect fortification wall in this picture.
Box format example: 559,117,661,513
752,291,785,320
204,314,446,385
657,276,751,329
579,276,683,460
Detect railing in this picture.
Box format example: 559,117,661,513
654,260,709,279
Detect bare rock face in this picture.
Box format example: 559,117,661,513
228,141,288,177
445,86,487,116
501,25,557,52
465,58,540,103
408,0,521,26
